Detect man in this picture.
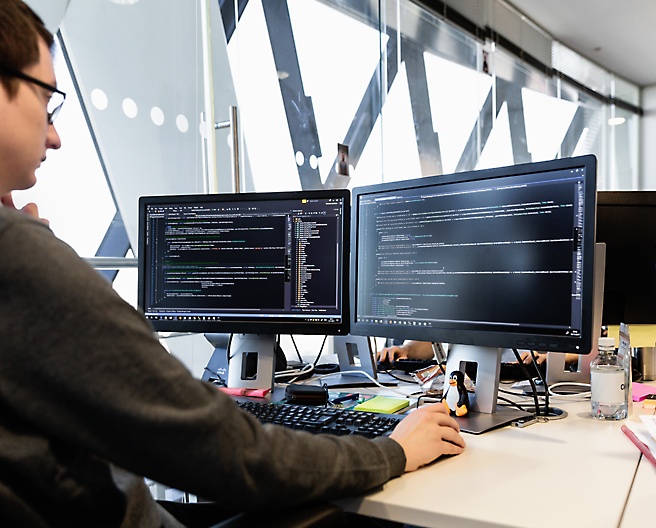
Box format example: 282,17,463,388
0,2,465,526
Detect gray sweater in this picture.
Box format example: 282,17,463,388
0,208,405,527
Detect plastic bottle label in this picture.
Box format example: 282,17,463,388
590,370,626,403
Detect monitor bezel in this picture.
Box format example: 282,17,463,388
349,155,598,354
137,189,351,336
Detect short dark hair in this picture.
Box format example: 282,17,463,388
0,0,54,97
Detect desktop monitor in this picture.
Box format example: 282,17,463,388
596,191,656,325
138,190,350,387
350,155,598,431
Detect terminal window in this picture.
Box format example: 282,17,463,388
355,168,586,337
143,197,345,324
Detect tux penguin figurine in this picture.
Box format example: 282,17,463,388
442,370,469,417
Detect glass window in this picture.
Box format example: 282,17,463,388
15,0,642,302
12,43,116,258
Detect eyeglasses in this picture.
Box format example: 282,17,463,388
1,68,66,124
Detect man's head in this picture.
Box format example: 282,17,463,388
0,0,62,196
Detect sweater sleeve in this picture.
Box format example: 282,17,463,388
0,212,405,512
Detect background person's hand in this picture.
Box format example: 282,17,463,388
377,340,434,364
518,351,547,365
377,345,410,364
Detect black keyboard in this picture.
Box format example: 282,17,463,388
238,401,404,438
377,358,437,373
499,361,547,381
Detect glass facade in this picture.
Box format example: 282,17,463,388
13,0,641,300
224,0,638,192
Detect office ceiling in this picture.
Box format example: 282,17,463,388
507,0,656,88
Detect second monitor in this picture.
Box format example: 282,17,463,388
350,155,598,430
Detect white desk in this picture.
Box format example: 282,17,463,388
338,398,650,528
620,407,656,526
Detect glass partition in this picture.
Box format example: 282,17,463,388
16,0,641,292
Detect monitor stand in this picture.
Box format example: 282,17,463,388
325,335,398,387
444,344,530,434
226,334,277,390
334,335,377,378
203,333,231,383
546,242,606,386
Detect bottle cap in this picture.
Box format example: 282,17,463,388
598,336,615,348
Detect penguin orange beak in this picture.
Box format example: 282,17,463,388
449,379,456,386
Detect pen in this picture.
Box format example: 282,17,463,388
332,393,359,404
621,425,656,468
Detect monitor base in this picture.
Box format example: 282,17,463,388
454,407,532,434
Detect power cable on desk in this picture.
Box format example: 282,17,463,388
312,335,329,366
289,335,305,363
496,395,530,413
374,363,419,384
499,389,573,420
301,370,411,398
548,382,591,399
274,362,315,384
512,348,542,416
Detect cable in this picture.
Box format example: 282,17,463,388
302,370,411,398
498,387,530,398
430,343,448,376
289,335,304,362
527,350,554,416
416,394,441,408
225,333,235,362
512,348,541,416
548,382,591,399
275,363,315,384
374,363,418,384
496,396,530,413
312,336,329,366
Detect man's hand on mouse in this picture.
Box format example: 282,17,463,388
390,403,465,471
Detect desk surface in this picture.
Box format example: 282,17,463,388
337,395,654,528
620,407,656,526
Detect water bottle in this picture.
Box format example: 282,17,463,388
590,337,628,420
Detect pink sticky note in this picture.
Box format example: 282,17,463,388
632,382,656,402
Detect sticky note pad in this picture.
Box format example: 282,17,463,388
354,396,409,414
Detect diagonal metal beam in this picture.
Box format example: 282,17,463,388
560,106,587,158
497,79,530,164
402,38,442,176
219,0,249,43
262,0,323,189
328,30,400,177
456,84,494,172
94,210,131,283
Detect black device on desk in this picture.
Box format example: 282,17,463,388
350,155,598,433
377,358,438,374
137,190,350,390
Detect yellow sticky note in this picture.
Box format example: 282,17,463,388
353,396,409,414
643,399,656,409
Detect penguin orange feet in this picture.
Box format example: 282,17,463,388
455,404,468,417
442,400,452,414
